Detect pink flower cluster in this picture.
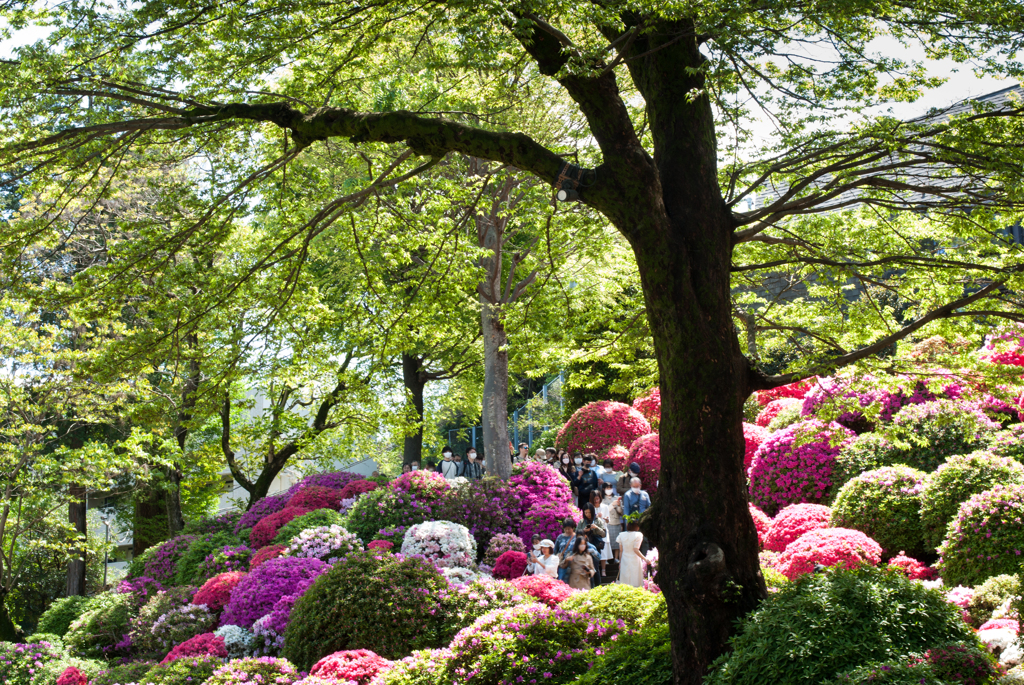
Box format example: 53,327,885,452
979,326,1024,368
755,397,802,427
776,527,882,580
555,400,652,458
287,486,343,511
286,525,363,563
250,545,286,570
160,632,227,664
193,571,246,614
56,666,88,685
632,387,661,429
310,649,392,685
252,577,319,654
763,503,831,553
979,618,1019,633
492,550,528,580
743,423,769,470
392,470,451,499
221,556,330,629
235,493,291,535
509,462,574,513
945,586,974,609
519,501,579,548
483,533,527,567
748,420,854,516
367,539,393,551
509,574,577,606
340,479,379,500
749,505,771,548
400,520,476,568
887,553,937,580
250,507,313,549
624,433,661,494
756,379,814,406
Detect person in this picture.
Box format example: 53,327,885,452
410,461,420,471
559,535,597,590
438,448,460,480
402,464,411,474
616,520,650,587
591,490,613,577
534,448,547,462
617,461,641,495
525,534,543,573
452,452,463,474
599,459,619,494
553,518,577,582
576,502,606,587
545,447,557,465
576,454,600,510
528,538,559,578
518,442,530,462
556,451,576,485
622,477,652,517
604,482,624,563
462,447,485,479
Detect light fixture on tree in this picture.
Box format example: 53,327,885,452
555,162,594,203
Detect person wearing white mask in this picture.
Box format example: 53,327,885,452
528,538,559,578
438,448,459,480
556,450,576,484
462,448,485,479
410,461,420,471
622,477,652,517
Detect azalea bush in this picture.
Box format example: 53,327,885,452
272,509,346,546
938,483,1024,586
250,544,286,570
194,544,253,581
36,596,93,637
743,423,769,470
508,462,574,513
344,472,451,543
491,550,528,580
749,505,772,549
287,485,343,511
757,379,814,406
174,532,240,586
756,397,803,427
886,553,936,581
56,666,89,685
830,466,927,558
205,657,300,685
91,660,157,685
555,400,651,458
250,507,313,549
482,532,527,567
763,504,832,553
296,471,364,492
401,520,476,568
776,528,882,580
883,400,1001,473
252,576,323,655
560,583,659,627
965,574,1020,627
159,632,227,664
519,500,579,547
308,649,392,685
221,556,331,629
339,479,379,500
509,574,576,606
436,579,530,638
632,387,661,429
624,433,661,494
128,585,200,657
436,477,523,555
235,493,291,538
192,571,246,615
184,512,243,538
214,624,255,659
0,639,68,685
138,655,221,685
145,603,216,656
286,525,364,563
132,535,198,585
749,420,855,516
63,591,133,659
920,451,1024,551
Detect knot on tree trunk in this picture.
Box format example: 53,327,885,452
687,541,727,591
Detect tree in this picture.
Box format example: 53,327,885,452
4,4,1024,681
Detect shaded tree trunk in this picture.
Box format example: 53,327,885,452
133,486,168,556
480,301,511,479
65,483,87,596
0,589,20,642
402,352,426,467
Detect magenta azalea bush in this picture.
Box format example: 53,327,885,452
309,649,392,685
195,545,253,581
235,493,291,536
776,527,882,580
205,657,300,685
250,545,286,570
137,535,198,585
887,553,937,580
555,400,651,458
401,520,476,568
632,387,661,429
296,471,363,492
509,462,573,513
509,574,577,606
367,539,393,551
743,423,769,470
519,500,579,547
193,571,246,615
159,632,227,664
221,556,331,629
56,666,89,685
483,533,527,567
437,476,523,556
339,479,379,500
937,483,1024,587
749,505,772,548
492,550,529,580
287,486,343,511
756,379,814,406
749,420,855,516
624,433,661,494
764,503,832,553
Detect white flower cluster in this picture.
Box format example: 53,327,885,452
400,520,477,569
441,566,485,586
213,624,254,658
285,524,363,563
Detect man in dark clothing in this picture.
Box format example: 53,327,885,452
576,453,600,509
617,461,642,495
461,448,485,479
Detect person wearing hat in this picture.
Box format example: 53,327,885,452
527,537,559,578
617,461,642,495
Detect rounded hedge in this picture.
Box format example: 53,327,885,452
36,596,93,637
560,583,659,628
205,657,300,685
272,509,345,546
763,503,831,553
436,579,531,639
920,451,1024,551
883,399,1001,473
965,573,1020,627
555,400,652,458
63,591,132,659
282,550,451,669
91,660,158,685
128,585,200,658
704,566,979,685
221,556,330,629
830,433,897,496
174,532,240,586
776,528,882,580
830,466,926,558
250,507,313,549
937,483,1024,587
766,403,805,432
138,655,221,685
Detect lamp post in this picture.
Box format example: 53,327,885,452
98,511,111,589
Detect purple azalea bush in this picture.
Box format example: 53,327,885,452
437,478,523,557
140,535,198,585
235,493,292,535
195,545,253,580
220,556,331,629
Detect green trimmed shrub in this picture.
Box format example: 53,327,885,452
829,662,945,684
831,433,895,496
128,585,200,658
282,550,451,669
830,466,927,558
766,404,803,432
762,566,788,591
36,596,93,637
704,566,978,685
938,483,1024,587
26,633,64,649
437,579,529,638
204,657,300,685
883,400,1000,473
91,660,158,685
64,591,133,659
174,532,239,586
272,509,344,546
560,583,659,628
920,451,1024,551
28,654,104,685
988,424,1024,462
578,596,673,685
138,655,220,685
966,574,1020,627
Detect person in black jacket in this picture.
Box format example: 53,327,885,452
461,448,485,479
575,453,600,510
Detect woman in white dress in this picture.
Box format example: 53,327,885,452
591,490,614,577
531,540,559,578
616,520,649,587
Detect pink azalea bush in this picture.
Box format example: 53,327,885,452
287,486,343,511
519,500,579,547
755,397,802,427
756,379,814,406
937,483,1024,587
193,571,246,614
624,433,661,494
400,520,476,568
492,550,528,580
250,507,313,549
285,525,363,563
205,657,300,685
309,649,393,685
748,420,855,516
250,544,286,570
743,423,769,470
296,471,363,492
887,552,937,580
483,533,527,567
979,326,1024,368
776,527,882,580
555,400,651,458
509,574,577,606
604,444,630,468
764,503,832,553
979,618,1019,632
56,666,88,685
160,632,227,664
367,540,393,552
749,505,772,548
436,476,523,554
632,387,661,429
339,479,379,501
509,462,574,513
392,470,450,499
221,556,331,629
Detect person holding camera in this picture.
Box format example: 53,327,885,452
526,537,559,578
575,503,606,587
559,535,597,590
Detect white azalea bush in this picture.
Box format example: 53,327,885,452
285,525,363,563
401,520,477,569
213,624,254,658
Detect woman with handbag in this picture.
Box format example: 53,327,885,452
591,490,614,577
575,503,605,587
559,535,597,590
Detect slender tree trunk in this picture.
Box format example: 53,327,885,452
0,589,20,642
133,486,168,556
164,466,186,534
65,483,87,596
402,352,426,467
481,300,511,480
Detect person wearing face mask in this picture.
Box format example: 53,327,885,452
410,461,420,472
591,490,614,577
617,461,642,495
545,447,557,465
559,535,597,591
622,476,652,517
438,448,460,480
462,448,485,479
600,483,622,572
556,451,576,484
526,535,559,578
575,454,600,510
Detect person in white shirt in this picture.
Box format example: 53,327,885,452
526,537,559,578
438,448,460,480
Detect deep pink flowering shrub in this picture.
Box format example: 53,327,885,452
221,556,331,629
776,527,882,580
979,618,1019,632
296,471,363,492
764,504,832,553
604,444,631,469
235,493,291,535
137,535,198,584
749,420,855,516
509,462,573,512
492,550,528,580
193,571,246,614
979,326,1024,367
250,544,286,570
830,466,927,558
519,500,579,547
56,666,88,685
555,400,652,458
437,476,523,555
366,540,393,551
483,533,527,567
749,505,772,548
339,479,379,500
250,507,313,549
632,387,661,429
937,483,1024,587
743,423,769,470
287,486,343,511
757,379,815,406
887,553,937,580
392,470,450,499
310,649,392,685
159,632,227,664
205,657,300,685
509,574,577,606
117,576,164,609
625,433,661,494
345,473,450,543
756,398,803,427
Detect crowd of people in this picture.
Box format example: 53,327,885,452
400,442,655,589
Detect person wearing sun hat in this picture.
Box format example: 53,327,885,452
529,539,559,578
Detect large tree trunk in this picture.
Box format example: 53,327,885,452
133,485,169,556
0,589,20,642
481,300,511,480
402,352,426,467
65,483,87,596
